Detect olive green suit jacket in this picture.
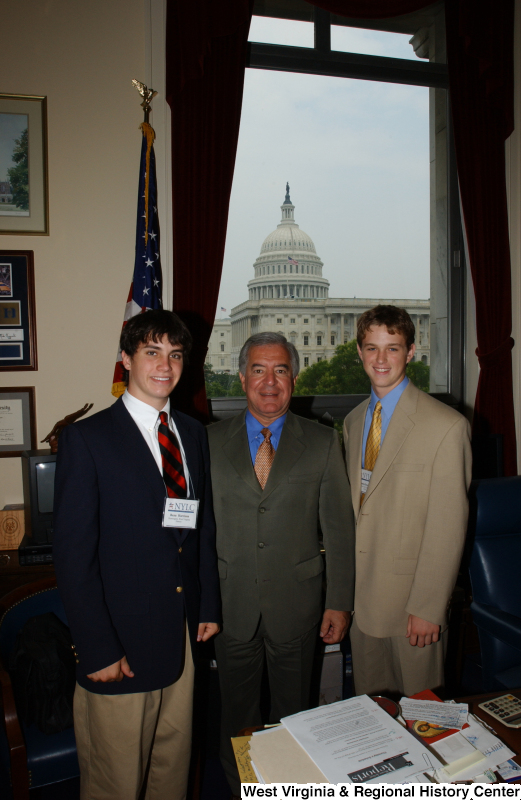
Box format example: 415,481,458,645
208,410,355,644
343,381,472,639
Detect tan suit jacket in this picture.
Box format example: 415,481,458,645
343,382,472,639
208,409,355,644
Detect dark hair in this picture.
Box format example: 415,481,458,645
357,305,415,350
239,332,300,377
119,309,192,384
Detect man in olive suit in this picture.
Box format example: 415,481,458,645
208,332,355,796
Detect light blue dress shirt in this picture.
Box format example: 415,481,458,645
362,377,409,469
245,410,286,465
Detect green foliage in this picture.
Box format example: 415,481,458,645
7,129,29,211
204,363,245,397
406,359,430,392
294,340,370,395
294,339,430,396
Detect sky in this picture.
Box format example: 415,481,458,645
0,113,27,182
217,18,432,315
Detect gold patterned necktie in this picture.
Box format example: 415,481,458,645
361,401,382,505
254,428,275,490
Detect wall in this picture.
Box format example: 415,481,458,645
0,0,147,506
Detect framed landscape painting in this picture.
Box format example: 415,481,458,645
0,94,48,235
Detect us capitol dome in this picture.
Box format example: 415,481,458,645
208,184,431,376
247,183,329,302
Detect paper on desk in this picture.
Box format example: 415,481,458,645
249,726,329,784
430,732,486,780
230,736,257,783
400,698,468,730
497,759,521,782
430,714,516,782
281,695,443,784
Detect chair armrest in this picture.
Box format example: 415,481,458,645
0,662,29,799
470,602,521,650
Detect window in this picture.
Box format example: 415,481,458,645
290,318,295,324
277,317,282,323
220,344,225,352
317,357,322,362
220,332,224,337
317,336,322,346
221,359,225,366
304,318,309,323
304,356,309,367
304,335,309,345
210,5,462,414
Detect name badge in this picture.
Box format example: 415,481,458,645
162,498,200,529
361,468,372,495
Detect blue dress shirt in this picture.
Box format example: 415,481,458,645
245,410,286,465
362,377,409,469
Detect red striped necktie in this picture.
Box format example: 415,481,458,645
158,412,187,498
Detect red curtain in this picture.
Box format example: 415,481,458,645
445,0,517,475
166,1,253,420
166,0,517,475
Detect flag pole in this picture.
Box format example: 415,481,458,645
110,80,163,398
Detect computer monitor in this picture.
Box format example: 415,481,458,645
21,450,57,544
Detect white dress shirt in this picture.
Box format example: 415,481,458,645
122,390,191,497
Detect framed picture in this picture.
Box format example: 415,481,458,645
0,94,48,235
0,250,37,370
0,386,36,457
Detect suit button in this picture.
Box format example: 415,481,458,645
258,542,264,548
178,547,182,553
259,507,266,514
176,586,183,593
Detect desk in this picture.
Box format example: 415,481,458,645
238,690,521,784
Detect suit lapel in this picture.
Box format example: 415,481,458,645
347,399,369,513
262,411,305,500
110,398,165,500
363,382,419,504
222,410,262,496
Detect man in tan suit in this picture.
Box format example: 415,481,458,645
208,332,355,797
344,305,472,698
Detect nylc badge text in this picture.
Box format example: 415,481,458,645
240,787,521,800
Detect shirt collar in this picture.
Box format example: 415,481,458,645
123,389,170,426
245,409,286,441
369,376,409,418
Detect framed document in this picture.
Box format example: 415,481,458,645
0,386,36,457
0,93,48,236
0,249,37,370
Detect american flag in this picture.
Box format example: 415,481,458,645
111,123,163,397
288,256,299,266
221,307,227,312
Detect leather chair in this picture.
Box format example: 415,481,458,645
468,477,521,692
0,577,79,800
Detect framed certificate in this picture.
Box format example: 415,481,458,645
0,386,36,457
0,250,37,370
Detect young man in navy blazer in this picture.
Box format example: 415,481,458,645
53,310,220,800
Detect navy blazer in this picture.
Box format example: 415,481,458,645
53,397,221,695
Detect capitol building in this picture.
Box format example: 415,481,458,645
207,185,430,373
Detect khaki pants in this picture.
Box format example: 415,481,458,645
74,626,194,800
350,615,447,698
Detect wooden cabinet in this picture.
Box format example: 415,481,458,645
0,548,54,598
